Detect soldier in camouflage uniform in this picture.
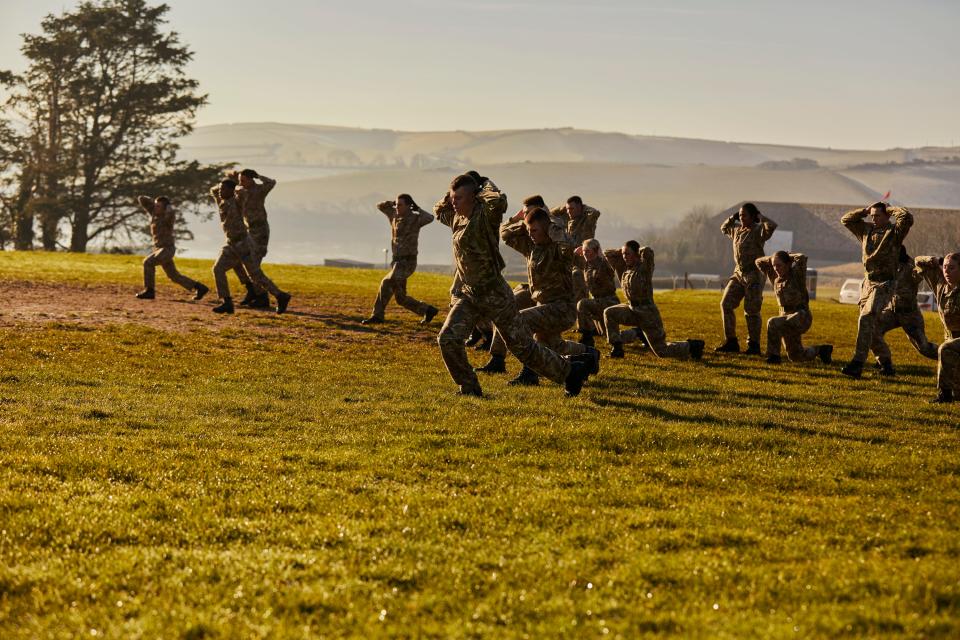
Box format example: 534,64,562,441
756,251,833,365
716,203,778,355
551,196,601,302
434,174,596,397
476,208,599,385
362,194,439,325
604,241,705,360
209,179,291,315
915,254,960,403
869,246,939,376
135,195,209,301
226,169,278,308
840,202,914,378
574,238,620,348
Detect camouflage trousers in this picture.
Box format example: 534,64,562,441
766,309,819,362
437,280,572,393
474,283,532,334
213,236,285,301
937,336,960,392
870,307,939,362
605,303,690,359
721,270,764,342
577,295,620,334
143,246,200,292
490,301,587,358
572,267,588,303
233,227,269,293
852,279,894,363
372,257,431,319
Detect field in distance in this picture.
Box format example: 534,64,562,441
0,253,958,638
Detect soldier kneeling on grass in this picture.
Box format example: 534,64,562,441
755,251,833,365
135,195,209,302
915,253,960,404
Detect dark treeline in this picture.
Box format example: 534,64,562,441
0,0,229,252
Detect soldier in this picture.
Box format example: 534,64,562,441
603,241,705,360
134,195,209,301
362,194,439,325
434,174,596,397
716,203,778,355
839,201,914,378
209,178,291,315
228,169,278,308
915,254,960,403
755,251,833,365
551,196,602,301
476,207,599,385
869,246,939,375
574,238,620,348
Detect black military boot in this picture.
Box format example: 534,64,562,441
841,359,864,379
817,345,833,364
765,354,782,365
714,337,740,353
688,339,705,361
193,283,209,301
420,305,439,325
135,288,155,300
275,292,291,315
507,366,540,386
361,315,384,325
609,342,625,358
464,327,483,347
744,340,762,356
250,291,271,309
877,357,896,377
457,385,483,397
238,284,257,306
212,298,234,314
572,346,601,376
475,355,507,374
564,360,590,397
579,329,596,348
929,388,954,404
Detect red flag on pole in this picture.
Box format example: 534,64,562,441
881,190,891,201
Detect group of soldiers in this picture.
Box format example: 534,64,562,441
134,169,960,404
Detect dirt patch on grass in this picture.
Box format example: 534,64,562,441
0,280,442,343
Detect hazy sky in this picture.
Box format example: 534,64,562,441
2,0,958,149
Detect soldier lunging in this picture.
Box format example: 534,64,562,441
574,238,620,348
915,254,960,404
135,195,209,301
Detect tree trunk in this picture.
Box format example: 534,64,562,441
41,216,59,251
69,207,89,252
14,211,35,250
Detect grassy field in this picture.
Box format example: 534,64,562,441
0,253,958,638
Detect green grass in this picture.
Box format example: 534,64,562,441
0,253,958,638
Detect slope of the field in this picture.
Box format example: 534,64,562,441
840,164,960,210
1,253,958,638
184,163,881,265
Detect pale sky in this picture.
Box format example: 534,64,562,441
2,0,958,150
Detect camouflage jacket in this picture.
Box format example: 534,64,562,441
236,177,276,230
550,204,602,245
210,186,248,244
721,213,778,276
377,201,434,260
583,254,618,299
139,196,175,249
889,260,924,313
841,207,913,283
757,253,809,314
435,180,509,297
916,256,960,335
604,246,655,307
500,220,575,304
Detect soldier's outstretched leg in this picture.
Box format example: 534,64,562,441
391,261,438,325
438,297,484,396
631,305,690,360
717,276,745,352
901,310,939,361
844,280,894,379
212,245,243,314
159,251,208,300
138,250,161,299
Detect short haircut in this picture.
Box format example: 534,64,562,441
523,194,546,208
450,174,478,192
946,252,960,266
567,195,583,206
240,168,257,178
741,202,760,219
624,240,640,254
583,238,600,253
465,170,483,184
220,179,237,189
870,201,888,215
524,207,551,226
773,250,791,264
397,193,415,207
155,196,171,207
